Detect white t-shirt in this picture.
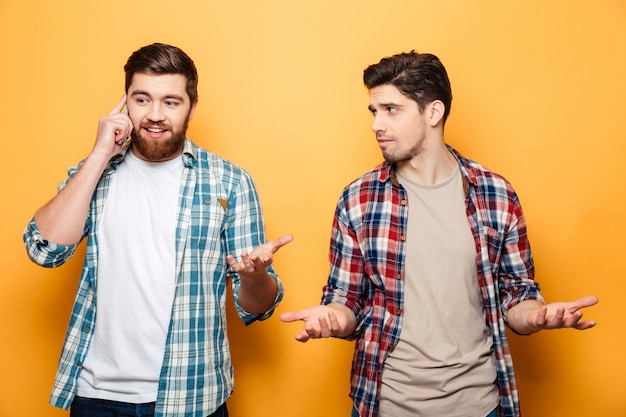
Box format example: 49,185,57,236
76,150,183,403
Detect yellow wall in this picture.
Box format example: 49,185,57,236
1,1,624,416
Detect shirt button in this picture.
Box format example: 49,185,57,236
205,198,211,205
84,327,91,333
401,199,407,205
396,274,402,280
400,235,406,241
77,362,83,367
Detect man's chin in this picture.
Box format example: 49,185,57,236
132,137,184,162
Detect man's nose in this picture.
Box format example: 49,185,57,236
147,103,165,122
371,115,385,133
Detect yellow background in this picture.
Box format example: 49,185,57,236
1,1,624,416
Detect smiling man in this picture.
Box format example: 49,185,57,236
281,51,598,417
24,43,292,417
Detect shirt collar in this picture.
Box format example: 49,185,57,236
375,144,479,193
181,137,197,167
446,144,479,190
376,162,396,185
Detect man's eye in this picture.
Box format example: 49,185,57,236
165,101,178,107
387,106,396,113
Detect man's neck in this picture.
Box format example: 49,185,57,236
396,142,457,186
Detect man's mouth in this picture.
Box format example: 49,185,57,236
143,126,168,138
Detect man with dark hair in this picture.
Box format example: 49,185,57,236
24,43,292,417
281,51,597,417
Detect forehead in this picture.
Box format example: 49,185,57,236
128,72,189,100
368,84,413,107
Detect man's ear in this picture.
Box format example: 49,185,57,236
427,100,445,127
188,99,199,121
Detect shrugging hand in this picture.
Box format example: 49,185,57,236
226,234,293,279
280,303,357,342
226,234,293,315
508,295,599,335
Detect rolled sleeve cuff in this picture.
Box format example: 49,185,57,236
236,274,285,325
23,219,77,268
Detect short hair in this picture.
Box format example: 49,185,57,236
124,43,198,103
363,51,452,125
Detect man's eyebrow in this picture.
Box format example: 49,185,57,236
130,90,150,97
368,102,402,111
130,90,185,101
163,94,185,101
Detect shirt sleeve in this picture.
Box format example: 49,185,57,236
225,170,284,324
22,164,85,268
23,218,79,268
322,195,365,339
497,190,544,317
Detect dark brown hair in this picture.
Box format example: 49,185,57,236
363,51,452,125
124,43,198,103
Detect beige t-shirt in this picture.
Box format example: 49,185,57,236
378,167,499,417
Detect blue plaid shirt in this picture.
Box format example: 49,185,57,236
322,146,543,417
23,138,283,417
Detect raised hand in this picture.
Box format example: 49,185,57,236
507,295,599,335
227,234,293,315
526,295,599,331
33,95,134,245
226,234,293,278
92,95,133,159
280,303,357,342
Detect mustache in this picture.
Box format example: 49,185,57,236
140,122,170,130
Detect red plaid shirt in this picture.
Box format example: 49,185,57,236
321,146,543,417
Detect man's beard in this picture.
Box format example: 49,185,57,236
381,143,422,165
131,118,189,162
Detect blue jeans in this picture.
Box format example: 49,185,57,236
487,406,499,417
70,396,228,417
351,405,498,417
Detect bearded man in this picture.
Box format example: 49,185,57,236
24,43,292,417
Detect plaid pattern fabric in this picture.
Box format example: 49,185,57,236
321,145,543,417
23,139,283,417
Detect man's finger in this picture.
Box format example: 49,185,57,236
569,295,599,312
280,311,302,322
295,331,310,343
270,234,294,252
328,310,340,331
574,320,597,330
534,306,547,327
318,316,331,337
108,94,127,116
